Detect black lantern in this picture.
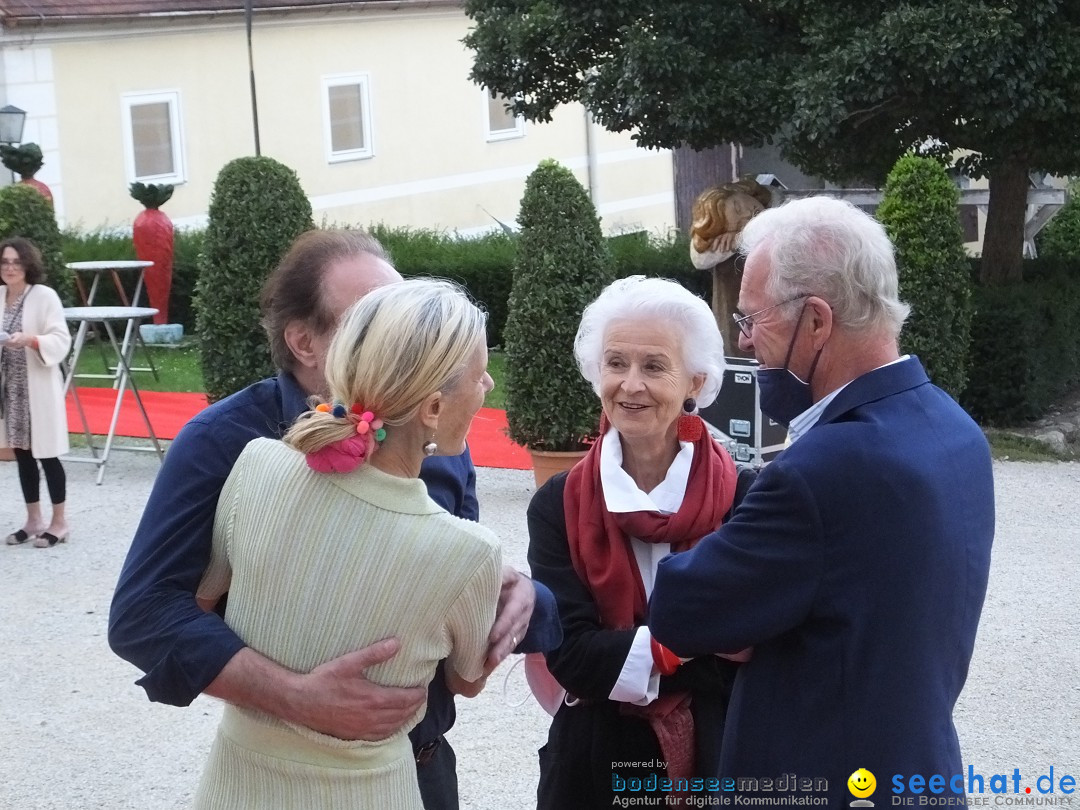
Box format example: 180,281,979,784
0,105,27,145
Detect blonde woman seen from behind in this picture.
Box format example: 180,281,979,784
195,279,501,810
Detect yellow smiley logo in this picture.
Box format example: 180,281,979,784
848,768,877,798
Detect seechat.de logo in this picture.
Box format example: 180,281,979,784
849,768,878,807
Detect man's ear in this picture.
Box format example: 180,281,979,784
418,390,442,432
808,296,833,350
283,321,318,369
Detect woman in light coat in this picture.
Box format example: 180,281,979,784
1,236,72,548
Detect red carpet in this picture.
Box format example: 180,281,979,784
65,388,531,470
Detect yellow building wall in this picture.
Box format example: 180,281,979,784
23,6,673,236
50,25,252,229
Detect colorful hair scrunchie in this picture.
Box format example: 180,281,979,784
305,401,386,474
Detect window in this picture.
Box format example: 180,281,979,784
122,91,186,184
484,90,525,141
323,74,374,162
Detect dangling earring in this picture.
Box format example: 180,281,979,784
677,397,702,441
423,436,438,456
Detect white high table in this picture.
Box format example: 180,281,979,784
67,260,153,308
66,260,158,381
63,306,164,484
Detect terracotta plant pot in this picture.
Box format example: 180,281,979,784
529,448,588,488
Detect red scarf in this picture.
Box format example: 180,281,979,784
564,416,737,629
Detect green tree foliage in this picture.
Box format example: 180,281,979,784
1034,182,1080,259
962,263,1080,424
195,157,313,401
0,183,71,304
465,0,1080,284
877,155,972,398
503,160,615,450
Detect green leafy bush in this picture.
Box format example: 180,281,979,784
0,183,71,303
195,157,313,401
1034,181,1080,259
962,260,1080,425
503,160,616,450
877,154,972,398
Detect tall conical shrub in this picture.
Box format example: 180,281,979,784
195,157,313,401
877,154,972,399
503,159,615,450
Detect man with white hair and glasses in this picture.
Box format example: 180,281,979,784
650,196,994,807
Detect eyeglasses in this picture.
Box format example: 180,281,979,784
732,295,808,339
0,259,23,267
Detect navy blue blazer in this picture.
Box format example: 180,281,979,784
649,357,994,805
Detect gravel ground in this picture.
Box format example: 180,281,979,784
1,450,1077,809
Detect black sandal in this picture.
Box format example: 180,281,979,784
5,529,33,545
33,532,68,548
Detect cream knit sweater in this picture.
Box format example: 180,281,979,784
194,438,501,810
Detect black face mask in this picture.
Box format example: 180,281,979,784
756,303,822,428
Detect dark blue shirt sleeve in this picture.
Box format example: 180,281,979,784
516,578,562,653
418,444,479,521
108,378,293,707
108,411,253,705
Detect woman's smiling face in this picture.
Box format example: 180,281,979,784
599,317,703,445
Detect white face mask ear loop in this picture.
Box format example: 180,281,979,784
501,653,533,708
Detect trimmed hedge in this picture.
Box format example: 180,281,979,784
58,224,710,347
195,157,313,401
0,184,71,304
961,258,1080,425
609,229,710,301
371,226,517,348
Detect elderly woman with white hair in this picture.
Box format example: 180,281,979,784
194,279,501,810
527,275,743,809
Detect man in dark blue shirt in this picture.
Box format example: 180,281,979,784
108,229,560,810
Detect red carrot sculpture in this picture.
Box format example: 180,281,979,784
130,182,175,325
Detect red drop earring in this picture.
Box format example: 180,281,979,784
677,397,702,441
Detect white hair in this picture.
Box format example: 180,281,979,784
738,196,910,336
574,275,727,407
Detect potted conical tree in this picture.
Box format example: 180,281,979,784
0,143,52,204
503,159,616,486
130,182,175,328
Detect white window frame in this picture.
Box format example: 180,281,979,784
322,73,375,163
483,88,525,142
121,90,187,185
